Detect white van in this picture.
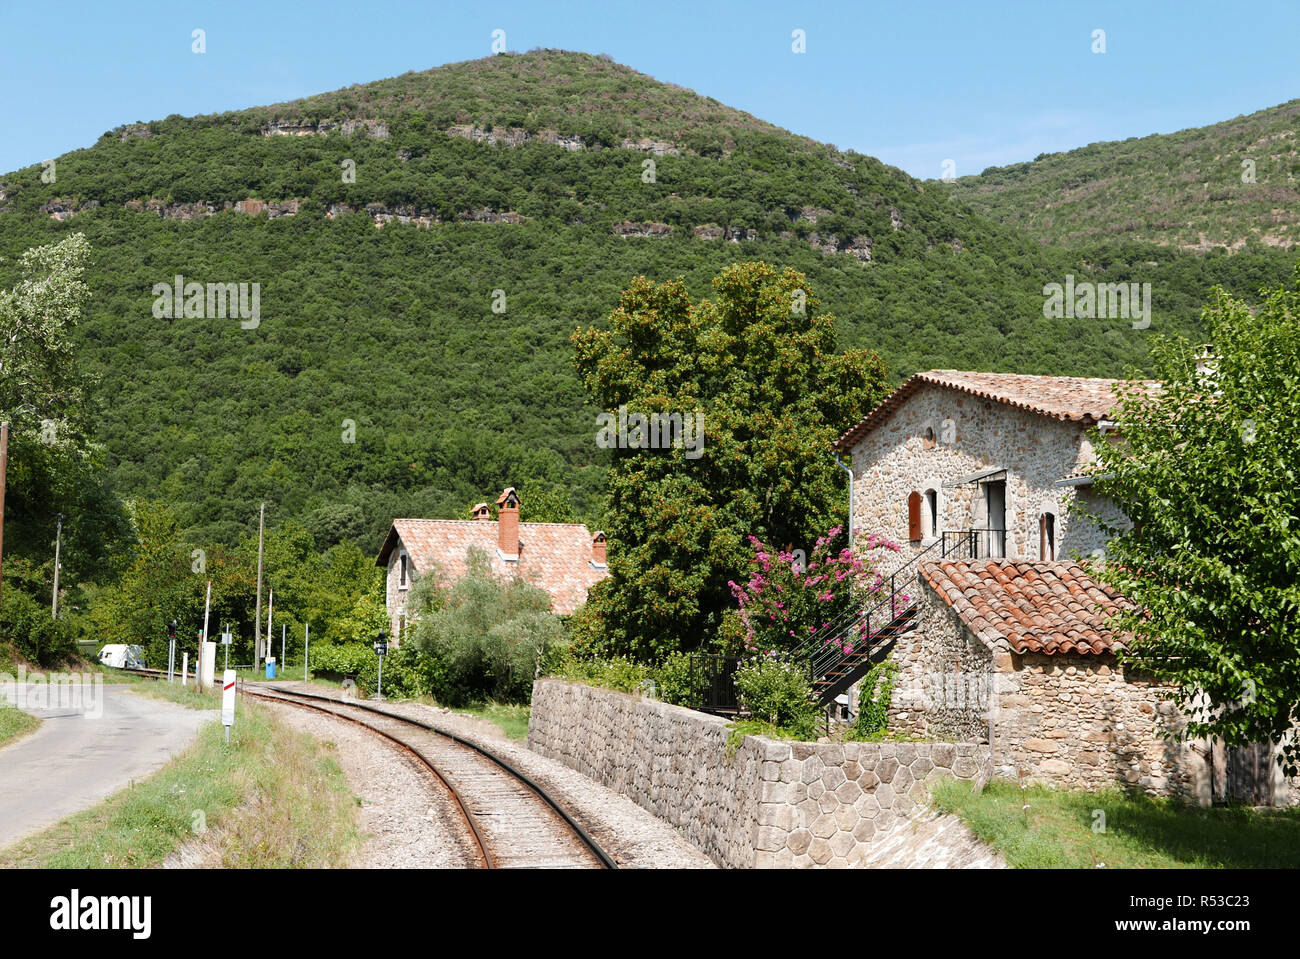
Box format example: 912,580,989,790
98,644,148,669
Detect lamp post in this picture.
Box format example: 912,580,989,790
373,629,388,700
167,620,178,682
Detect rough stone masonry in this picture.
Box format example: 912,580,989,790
528,678,991,868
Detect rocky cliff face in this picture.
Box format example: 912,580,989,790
120,197,306,220
445,124,681,155
261,118,390,139
612,220,673,237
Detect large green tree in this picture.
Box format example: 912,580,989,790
0,233,128,645
569,261,888,659
1092,264,1300,774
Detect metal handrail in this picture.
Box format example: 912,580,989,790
793,530,978,694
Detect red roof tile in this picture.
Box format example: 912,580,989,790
377,519,607,616
835,370,1158,451
919,560,1134,655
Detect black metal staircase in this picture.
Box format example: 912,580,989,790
790,530,981,706
692,530,992,715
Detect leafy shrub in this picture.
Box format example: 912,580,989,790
409,547,562,705
305,642,373,678
732,655,820,739
555,654,652,694
1,589,76,666
656,651,702,706
849,661,898,740
308,641,443,700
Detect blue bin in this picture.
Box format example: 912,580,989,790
265,658,277,679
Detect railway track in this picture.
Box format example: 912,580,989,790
116,668,616,869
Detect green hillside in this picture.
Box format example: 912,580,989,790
945,98,1300,252
0,50,1294,553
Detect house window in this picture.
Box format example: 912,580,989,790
925,488,939,540
1040,512,1056,561
907,490,923,542
399,552,409,589
923,424,936,450
398,611,406,635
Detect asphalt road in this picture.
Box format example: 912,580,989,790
0,682,215,849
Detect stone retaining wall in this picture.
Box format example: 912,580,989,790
528,678,991,868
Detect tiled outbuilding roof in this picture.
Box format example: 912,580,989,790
835,370,1157,451
376,519,607,616
919,560,1134,656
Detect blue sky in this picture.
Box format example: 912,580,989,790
2,0,1297,178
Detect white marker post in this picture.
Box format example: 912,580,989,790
222,669,236,744
265,589,274,677
181,652,189,688
304,623,310,683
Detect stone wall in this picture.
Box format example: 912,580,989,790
889,593,992,743
846,382,1128,570
990,650,1208,800
528,678,990,868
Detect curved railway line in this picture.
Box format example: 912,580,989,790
119,669,617,869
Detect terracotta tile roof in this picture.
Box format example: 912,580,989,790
376,519,607,616
919,560,1134,655
835,370,1158,451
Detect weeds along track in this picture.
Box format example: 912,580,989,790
119,670,615,869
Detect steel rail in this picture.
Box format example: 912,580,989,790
115,667,616,869
241,683,495,869
249,683,618,869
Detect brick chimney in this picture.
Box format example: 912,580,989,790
496,487,520,559
591,531,607,566
470,502,490,521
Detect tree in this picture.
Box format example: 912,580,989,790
1091,263,1300,774
0,233,92,432
408,546,561,703
0,233,128,638
569,261,888,660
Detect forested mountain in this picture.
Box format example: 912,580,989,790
0,50,1294,552
946,98,1300,251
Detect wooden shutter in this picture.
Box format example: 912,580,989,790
907,491,923,542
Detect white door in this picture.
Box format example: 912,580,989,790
984,480,1006,557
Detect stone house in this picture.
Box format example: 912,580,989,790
375,487,609,642
834,370,1145,568
833,371,1298,806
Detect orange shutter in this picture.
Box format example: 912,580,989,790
908,491,923,542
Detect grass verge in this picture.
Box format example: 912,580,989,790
117,677,224,711
931,778,1300,868
455,702,531,740
0,704,40,750
0,700,361,868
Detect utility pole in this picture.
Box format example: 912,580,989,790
51,513,63,619
253,502,265,667
0,422,9,620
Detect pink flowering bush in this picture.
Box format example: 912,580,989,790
727,526,902,658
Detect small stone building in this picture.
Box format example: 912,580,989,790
837,371,1298,806
375,487,609,641
889,558,1215,801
